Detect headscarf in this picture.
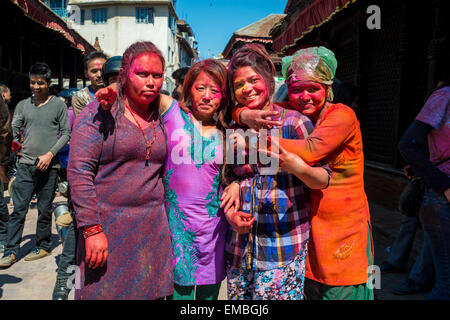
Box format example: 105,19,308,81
282,46,338,101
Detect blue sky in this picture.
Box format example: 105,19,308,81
175,0,287,59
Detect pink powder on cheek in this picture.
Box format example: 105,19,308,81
212,91,223,102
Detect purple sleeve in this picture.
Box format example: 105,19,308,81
416,89,450,129
67,104,103,229
68,106,75,131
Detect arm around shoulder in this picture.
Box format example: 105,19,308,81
158,94,175,116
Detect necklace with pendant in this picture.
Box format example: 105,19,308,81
125,103,157,167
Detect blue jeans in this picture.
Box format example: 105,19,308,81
419,189,450,300
4,163,58,257
0,179,9,244
384,215,434,286
57,220,76,278
408,234,434,287
384,215,418,269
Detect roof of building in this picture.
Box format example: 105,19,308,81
222,13,286,59
11,0,95,53
177,19,194,37
234,14,286,39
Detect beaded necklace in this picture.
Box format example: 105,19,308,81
125,103,157,167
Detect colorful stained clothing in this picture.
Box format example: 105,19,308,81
304,225,374,300
68,101,173,300
405,86,450,299
72,86,95,117
162,101,227,286
415,86,450,177
277,103,373,287
226,104,329,299
227,248,307,300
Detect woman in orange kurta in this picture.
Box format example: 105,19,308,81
233,47,373,300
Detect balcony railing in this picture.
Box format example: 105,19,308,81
52,8,68,18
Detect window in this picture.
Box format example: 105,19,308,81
92,8,107,24
80,9,85,25
136,7,154,24
48,0,68,18
168,14,176,34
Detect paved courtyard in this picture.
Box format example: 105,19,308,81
0,192,428,300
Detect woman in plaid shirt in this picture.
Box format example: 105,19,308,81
223,44,330,300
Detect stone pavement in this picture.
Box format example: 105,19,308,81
0,194,74,300
0,193,430,300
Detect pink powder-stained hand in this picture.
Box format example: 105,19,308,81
85,231,108,269
220,181,240,213
225,208,255,234
94,87,117,110
11,140,21,152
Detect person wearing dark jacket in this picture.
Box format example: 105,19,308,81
397,79,450,300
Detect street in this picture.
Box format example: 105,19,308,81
0,193,429,300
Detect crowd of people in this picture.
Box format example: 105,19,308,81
0,39,448,301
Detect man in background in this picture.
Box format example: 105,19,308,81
0,62,70,268
171,67,189,101
71,51,107,117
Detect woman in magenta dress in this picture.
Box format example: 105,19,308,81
68,41,174,299
163,59,238,299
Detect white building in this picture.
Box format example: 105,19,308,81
176,19,197,68
68,0,182,92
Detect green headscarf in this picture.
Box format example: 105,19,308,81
282,46,338,101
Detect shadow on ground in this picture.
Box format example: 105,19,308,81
0,274,22,298
16,234,61,260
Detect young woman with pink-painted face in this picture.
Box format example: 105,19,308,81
224,44,330,300
93,58,241,299
233,47,374,300
68,41,175,299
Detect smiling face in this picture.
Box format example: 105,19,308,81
85,57,106,91
29,75,50,99
287,80,328,120
233,66,269,110
189,72,222,122
124,53,164,106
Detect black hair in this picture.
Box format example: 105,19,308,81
29,62,52,82
0,84,9,94
49,84,61,96
83,51,108,70
172,67,190,83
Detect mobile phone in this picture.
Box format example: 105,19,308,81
34,158,40,166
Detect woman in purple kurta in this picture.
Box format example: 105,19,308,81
163,100,227,286
162,59,236,299
67,41,173,300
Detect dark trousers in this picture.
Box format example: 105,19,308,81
57,220,76,278
5,163,58,256
419,189,450,299
57,186,77,279
0,179,9,244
